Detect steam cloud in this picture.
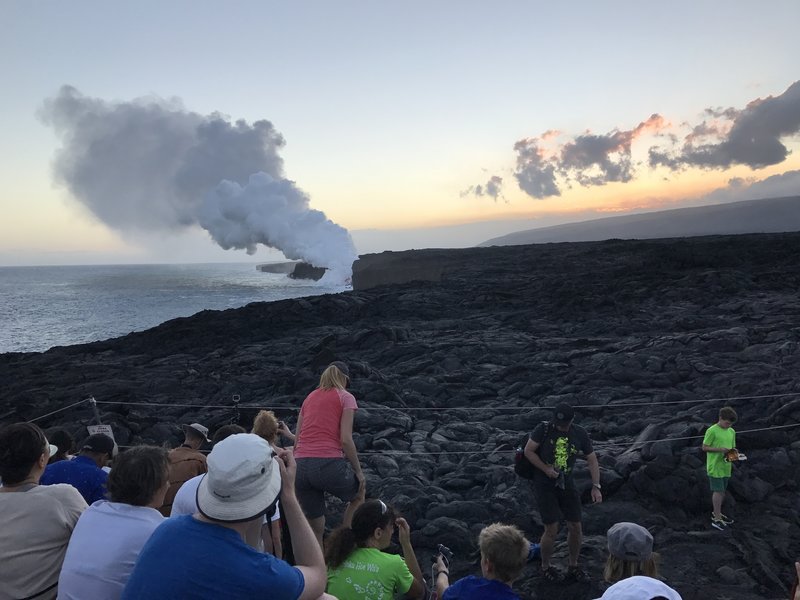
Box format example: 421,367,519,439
40,85,357,281
466,79,799,201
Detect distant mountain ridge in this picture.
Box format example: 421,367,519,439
480,195,800,246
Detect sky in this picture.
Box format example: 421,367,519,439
1,1,799,266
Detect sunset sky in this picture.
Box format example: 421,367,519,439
1,1,799,265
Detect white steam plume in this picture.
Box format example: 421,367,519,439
40,85,357,281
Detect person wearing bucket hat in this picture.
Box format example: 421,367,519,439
294,361,365,549
596,575,682,600
158,422,210,517
522,402,602,583
0,422,87,600
122,434,333,600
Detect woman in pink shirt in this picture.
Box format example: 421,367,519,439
294,361,365,548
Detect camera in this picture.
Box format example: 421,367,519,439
437,544,453,568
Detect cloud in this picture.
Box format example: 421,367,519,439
513,138,561,199
697,169,800,205
39,85,357,280
649,80,800,170
508,114,667,199
461,174,505,201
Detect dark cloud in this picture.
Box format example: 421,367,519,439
509,115,665,199
462,175,505,201
650,80,800,170
513,138,560,198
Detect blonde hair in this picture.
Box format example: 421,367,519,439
603,553,660,583
252,410,279,443
478,523,528,583
318,364,348,391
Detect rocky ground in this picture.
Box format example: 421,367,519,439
3,233,800,599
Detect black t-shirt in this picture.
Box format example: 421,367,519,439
529,422,593,484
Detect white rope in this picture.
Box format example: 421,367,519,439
27,398,92,423
89,390,800,413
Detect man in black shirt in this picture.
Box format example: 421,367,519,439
523,403,602,582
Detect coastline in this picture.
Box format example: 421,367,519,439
3,233,800,599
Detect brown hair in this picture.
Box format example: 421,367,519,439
603,552,661,583
212,424,246,445
0,422,48,485
107,446,170,506
719,406,737,422
478,523,528,583
325,500,396,569
252,411,279,444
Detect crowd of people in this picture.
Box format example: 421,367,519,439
0,362,794,599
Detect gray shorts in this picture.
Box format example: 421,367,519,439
295,457,359,519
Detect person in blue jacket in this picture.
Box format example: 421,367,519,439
434,523,528,600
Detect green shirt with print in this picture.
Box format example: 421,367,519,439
327,547,414,600
703,423,736,478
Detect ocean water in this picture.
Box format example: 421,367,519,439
0,263,347,354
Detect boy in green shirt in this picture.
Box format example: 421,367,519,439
701,406,738,530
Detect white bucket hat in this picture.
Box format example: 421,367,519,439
599,575,682,600
196,433,281,522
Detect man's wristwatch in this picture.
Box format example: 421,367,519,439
592,483,602,490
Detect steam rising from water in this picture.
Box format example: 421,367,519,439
40,85,357,281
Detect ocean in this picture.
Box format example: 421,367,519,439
0,263,347,354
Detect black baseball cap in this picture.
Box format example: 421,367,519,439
82,433,116,456
553,403,575,424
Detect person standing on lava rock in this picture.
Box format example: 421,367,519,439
701,406,739,531
293,361,366,549
523,402,602,583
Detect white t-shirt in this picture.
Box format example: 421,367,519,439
0,484,87,600
171,474,281,521
57,500,165,600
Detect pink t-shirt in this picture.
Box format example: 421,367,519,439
294,388,358,458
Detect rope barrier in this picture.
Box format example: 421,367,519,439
87,390,800,413
111,422,800,457
27,398,92,423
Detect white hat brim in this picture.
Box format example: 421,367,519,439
196,457,282,522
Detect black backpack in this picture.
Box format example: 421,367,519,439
514,421,553,479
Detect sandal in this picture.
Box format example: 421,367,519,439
567,565,589,583
542,566,563,582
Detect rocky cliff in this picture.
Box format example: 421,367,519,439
3,233,800,600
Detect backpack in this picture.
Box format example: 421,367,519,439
514,421,553,480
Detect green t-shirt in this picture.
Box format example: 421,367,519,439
327,547,414,600
703,423,736,477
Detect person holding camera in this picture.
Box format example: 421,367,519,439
523,402,601,583
434,523,528,600
325,499,425,599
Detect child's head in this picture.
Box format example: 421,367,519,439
718,406,737,428
478,523,528,583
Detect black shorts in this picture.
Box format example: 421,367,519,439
532,479,582,524
295,457,359,519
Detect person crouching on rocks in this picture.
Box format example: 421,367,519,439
434,523,528,600
325,499,425,599
523,402,602,583
294,361,365,549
